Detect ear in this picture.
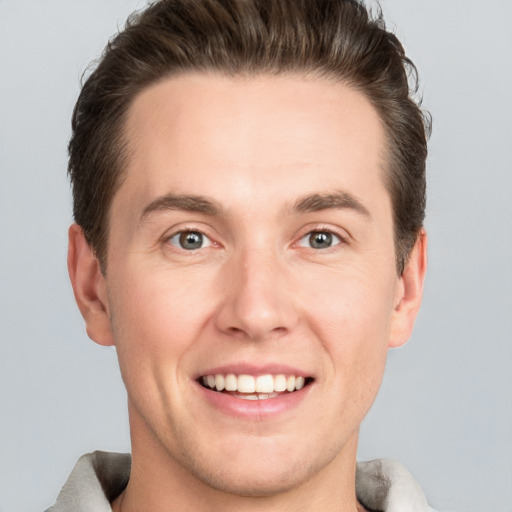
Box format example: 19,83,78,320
388,229,428,348
67,224,114,346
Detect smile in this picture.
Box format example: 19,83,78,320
200,373,312,400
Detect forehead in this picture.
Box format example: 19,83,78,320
118,72,388,216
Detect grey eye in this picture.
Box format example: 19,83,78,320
168,231,212,250
299,231,341,249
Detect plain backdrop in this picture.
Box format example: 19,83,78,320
0,1,511,511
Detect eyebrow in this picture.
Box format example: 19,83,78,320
140,194,221,220
293,191,370,217
140,190,370,221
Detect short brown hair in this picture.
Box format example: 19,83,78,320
69,0,430,274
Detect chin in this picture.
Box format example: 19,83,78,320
188,458,315,497
173,435,343,499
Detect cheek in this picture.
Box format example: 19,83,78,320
302,269,394,398
107,266,217,393
304,265,396,342
111,266,208,341
107,267,217,427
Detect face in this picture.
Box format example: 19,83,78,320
70,73,426,498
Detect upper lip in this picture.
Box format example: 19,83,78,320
194,363,313,379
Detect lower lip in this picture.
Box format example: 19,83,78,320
194,381,312,419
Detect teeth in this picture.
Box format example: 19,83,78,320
201,373,309,395
255,374,274,393
236,393,258,400
238,375,256,393
234,392,280,400
274,374,287,392
225,374,237,391
214,374,225,391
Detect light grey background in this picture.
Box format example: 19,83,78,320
0,1,511,511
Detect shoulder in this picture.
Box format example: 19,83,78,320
356,459,437,512
45,451,131,512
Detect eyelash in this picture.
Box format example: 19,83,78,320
165,227,215,251
163,226,348,253
296,226,347,251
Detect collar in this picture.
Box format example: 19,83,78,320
47,451,436,512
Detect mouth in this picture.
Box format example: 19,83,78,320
198,373,314,401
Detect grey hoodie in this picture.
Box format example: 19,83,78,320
46,451,438,512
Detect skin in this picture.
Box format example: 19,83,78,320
68,73,427,512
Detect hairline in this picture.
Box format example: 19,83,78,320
97,69,414,276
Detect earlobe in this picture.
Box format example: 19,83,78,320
67,224,114,346
388,229,428,348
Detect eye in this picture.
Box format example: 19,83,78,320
298,230,342,249
168,230,212,250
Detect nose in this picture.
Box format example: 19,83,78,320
214,248,299,342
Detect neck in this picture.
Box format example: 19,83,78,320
113,404,365,512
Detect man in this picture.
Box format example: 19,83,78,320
48,0,434,510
